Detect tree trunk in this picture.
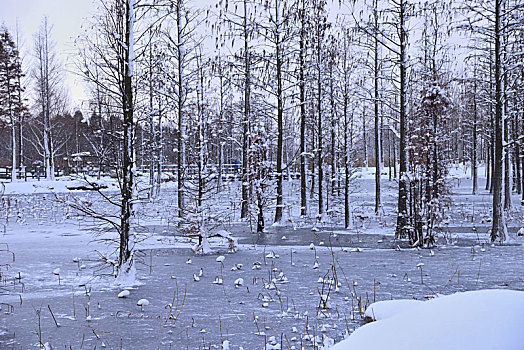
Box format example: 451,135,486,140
374,24,381,214
274,0,284,224
395,0,409,239
119,0,135,269
491,0,506,242
330,64,337,198
176,1,185,218
240,0,250,220
299,3,307,216
472,79,478,194
317,35,323,216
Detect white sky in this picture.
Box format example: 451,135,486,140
0,0,97,109
1,0,468,112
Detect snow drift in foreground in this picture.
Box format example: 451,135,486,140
330,289,524,350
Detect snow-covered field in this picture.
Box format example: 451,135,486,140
0,166,523,349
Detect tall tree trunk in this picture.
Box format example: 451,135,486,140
344,97,351,229
119,0,135,269
148,35,156,197
486,136,491,191
472,78,478,194
317,33,323,216
11,111,17,182
513,113,520,195
240,0,250,219
503,34,511,210
176,1,185,217
196,52,205,208
330,63,337,198
491,0,506,242
155,100,163,198
317,63,323,216
362,106,367,170
274,0,284,224
299,2,307,216
217,58,224,192
388,129,392,181
374,20,381,214
395,0,409,240
521,107,524,205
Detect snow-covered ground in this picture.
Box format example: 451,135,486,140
331,289,524,350
0,165,523,349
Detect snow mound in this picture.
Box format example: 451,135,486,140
363,299,423,321
330,289,524,350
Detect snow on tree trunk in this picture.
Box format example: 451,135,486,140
119,0,135,271
274,0,284,224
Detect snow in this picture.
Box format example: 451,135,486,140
330,289,524,350
114,262,138,287
363,299,423,321
117,290,130,298
234,277,243,287
136,298,149,306
1,166,523,348
0,176,119,194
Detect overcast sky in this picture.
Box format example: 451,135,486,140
1,0,467,112
1,0,97,109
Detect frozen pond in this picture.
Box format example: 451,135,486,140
1,175,523,349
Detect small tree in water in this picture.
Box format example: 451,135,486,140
409,76,452,247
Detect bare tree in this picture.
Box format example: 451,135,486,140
32,17,65,181
76,0,154,273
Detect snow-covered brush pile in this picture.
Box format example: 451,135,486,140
330,289,524,350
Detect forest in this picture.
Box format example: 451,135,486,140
0,0,523,348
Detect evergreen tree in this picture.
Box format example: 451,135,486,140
0,27,26,182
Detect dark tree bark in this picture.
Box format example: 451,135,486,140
373,4,381,214
119,0,135,268
274,0,284,224
241,0,250,220
395,0,410,239
175,0,185,218
472,74,478,194
491,0,505,242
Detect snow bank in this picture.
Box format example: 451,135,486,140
0,176,119,194
330,289,524,350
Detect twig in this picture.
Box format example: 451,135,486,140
48,305,60,327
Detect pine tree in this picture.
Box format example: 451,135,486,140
0,27,26,182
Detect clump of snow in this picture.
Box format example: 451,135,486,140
330,289,524,350
118,290,130,298
137,298,149,306
234,278,244,287
137,298,150,311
